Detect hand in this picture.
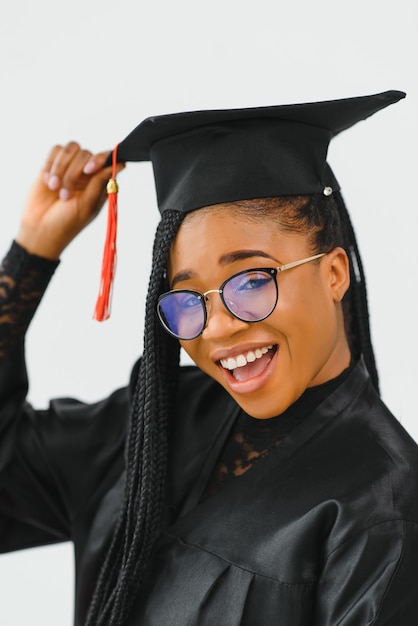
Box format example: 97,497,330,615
16,142,125,259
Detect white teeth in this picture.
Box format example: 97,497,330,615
220,345,274,370
246,351,256,363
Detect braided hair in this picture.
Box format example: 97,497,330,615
334,192,379,390
86,191,378,624
85,209,185,625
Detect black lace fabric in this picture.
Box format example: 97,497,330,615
203,362,354,499
203,408,306,498
0,241,59,357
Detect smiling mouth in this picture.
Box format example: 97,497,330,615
219,344,277,381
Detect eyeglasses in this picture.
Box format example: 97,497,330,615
157,252,325,340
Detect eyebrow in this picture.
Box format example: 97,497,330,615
171,249,280,288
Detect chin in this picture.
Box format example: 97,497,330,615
226,385,298,420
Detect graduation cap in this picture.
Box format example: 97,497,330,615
94,90,406,320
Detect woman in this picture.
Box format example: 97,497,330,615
1,90,417,625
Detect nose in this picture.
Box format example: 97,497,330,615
202,291,249,340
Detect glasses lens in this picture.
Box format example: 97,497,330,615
158,291,205,339
222,270,277,321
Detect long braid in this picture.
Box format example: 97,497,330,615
334,191,380,392
303,191,379,391
85,209,185,626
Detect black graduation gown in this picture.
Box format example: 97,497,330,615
1,344,418,624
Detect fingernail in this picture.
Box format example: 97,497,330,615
48,175,60,191
59,188,72,201
83,160,96,174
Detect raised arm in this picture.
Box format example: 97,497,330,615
1,141,124,356
0,144,127,552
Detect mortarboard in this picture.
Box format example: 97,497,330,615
95,90,406,319
111,89,405,213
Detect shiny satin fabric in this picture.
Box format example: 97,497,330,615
1,345,418,625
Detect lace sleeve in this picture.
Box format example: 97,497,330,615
0,241,59,357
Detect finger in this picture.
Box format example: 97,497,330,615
54,147,96,201
60,153,125,203
44,144,62,173
83,151,112,175
59,149,118,200
47,142,84,191
43,145,62,186
59,148,95,193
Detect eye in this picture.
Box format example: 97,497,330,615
233,271,272,293
176,291,202,310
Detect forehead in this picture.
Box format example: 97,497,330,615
168,203,312,273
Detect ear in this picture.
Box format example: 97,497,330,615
323,247,350,302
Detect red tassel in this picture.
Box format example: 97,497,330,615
93,145,119,321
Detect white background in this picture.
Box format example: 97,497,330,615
0,1,417,624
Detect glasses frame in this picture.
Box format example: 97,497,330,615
157,252,325,340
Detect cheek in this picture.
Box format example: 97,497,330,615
275,280,337,351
